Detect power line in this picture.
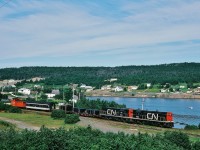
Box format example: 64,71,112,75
0,0,12,9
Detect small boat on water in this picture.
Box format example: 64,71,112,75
188,106,193,109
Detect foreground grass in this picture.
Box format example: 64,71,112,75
0,112,76,129
1,112,200,142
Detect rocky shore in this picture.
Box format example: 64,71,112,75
86,90,200,99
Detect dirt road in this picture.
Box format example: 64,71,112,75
77,116,138,134
0,117,40,131
0,116,138,134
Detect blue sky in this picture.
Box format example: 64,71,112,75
0,0,200,68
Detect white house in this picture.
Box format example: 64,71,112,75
180,85,185,89
85,86,93,92
52,90,60,95
31,77,45,82
127,86,138,92
114,86,123,92
146,83,151,88
80,84,86,88
194,87,200,94
45,93,56,98
80,84,93,92
110,78,118,82
18,88,31,95
160,89,169,93
101,85,111,90
104,78,118,82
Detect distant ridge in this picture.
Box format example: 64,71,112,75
0,62,200,86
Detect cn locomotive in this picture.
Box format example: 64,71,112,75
11,98,55,111
60,106,174,128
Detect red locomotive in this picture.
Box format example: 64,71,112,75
10,98,54,111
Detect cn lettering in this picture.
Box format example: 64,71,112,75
107,109,117,116
147,113,158,120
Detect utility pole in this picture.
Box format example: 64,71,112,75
72,87,75,108
142,98,145,110
36,92,38,101
63,85,65,103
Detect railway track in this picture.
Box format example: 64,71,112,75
22,109,51,116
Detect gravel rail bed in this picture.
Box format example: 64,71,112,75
77,116,138,134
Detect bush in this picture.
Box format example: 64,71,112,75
0,102,10,111
0,102,21,113
7,107,22,113
64,114,80,124
0,120,15,128
192,141,200,150
184,124,199,130
0,127,199,150
51,110,66,119
164,131,191,150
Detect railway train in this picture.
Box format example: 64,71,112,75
60,105,174,128
11,98,55,111
11,98,174,128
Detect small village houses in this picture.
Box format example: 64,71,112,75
18,88,31,95
101,85,111,90
114,86,123,92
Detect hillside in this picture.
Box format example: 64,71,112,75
0,63,200,86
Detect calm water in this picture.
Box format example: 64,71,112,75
87,96,200,128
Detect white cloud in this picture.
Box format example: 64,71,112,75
0,0,199,66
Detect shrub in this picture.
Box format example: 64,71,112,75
51,109,66,119
0,102,11,111
0,127,199,150
192,141,200,150
7,106,22,113
184,124,199,130
0,102,21,113
64,114,80,124
164,131,191,150
0,120,15,128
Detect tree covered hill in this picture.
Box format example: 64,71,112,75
0,63,200,86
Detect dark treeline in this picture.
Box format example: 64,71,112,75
0,127,200,150
0,63,200,87
76,98,126,109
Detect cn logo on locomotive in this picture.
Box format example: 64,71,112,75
147,113,159,120
107,109,117,116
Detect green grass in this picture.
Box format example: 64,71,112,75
190,136,200,142
144,88,160,93
0,112,76,129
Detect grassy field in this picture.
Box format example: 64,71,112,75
0,112,76,129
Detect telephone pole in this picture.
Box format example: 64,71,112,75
63,85,65,103
72,87,75,108
142,98,145,110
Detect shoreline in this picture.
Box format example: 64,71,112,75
86,90,200,100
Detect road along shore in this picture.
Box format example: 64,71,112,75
86,90,200,99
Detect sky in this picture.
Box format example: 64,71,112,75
0,0,200,68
